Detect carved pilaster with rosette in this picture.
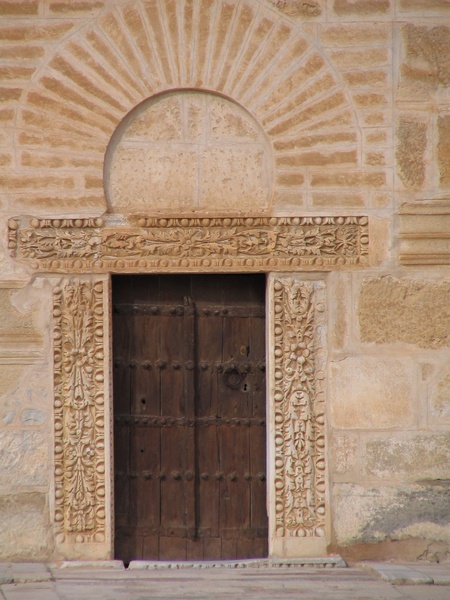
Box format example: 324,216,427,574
270,277,326,540
53,279,107,545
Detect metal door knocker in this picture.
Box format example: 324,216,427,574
222,361,247,389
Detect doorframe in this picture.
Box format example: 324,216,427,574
8,213,369,559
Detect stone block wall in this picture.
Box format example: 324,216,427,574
0,0,449,562
328,272,450,560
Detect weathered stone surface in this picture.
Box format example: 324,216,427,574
0,22,74,42
0,492,52,560
396,117,427,188
0,1,38,15
122,95,182,141
333,0,390,16
311,192,363,207
48,1,105,16
330,274,350,349
400,24,450,99
329,357,414,429
400,0,450,12
0,431,48,487
430,369,450,420
266,0,322,18
310,171,385,187
358,277,450,348
1,364,50,427
369,217,390,267
364,151,386,166
333,483,450,545
0,366,26,421
330,432,359,475
438,114,450,187
199,147,267,209
364,433,450,480
320,23,389,46
329,48,389,68
107,90,272,212
342,69,387,88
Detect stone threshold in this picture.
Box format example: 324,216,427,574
58,557,346,571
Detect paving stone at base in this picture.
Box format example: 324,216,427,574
412,564,450,585
59,560,125,570
10,563,52,583
359,562,434,584
0,563,13,585
1,582,59,600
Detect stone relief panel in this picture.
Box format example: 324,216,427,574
9,215,369,273
270,277,326,538
53,279,107,544
105,91,273,212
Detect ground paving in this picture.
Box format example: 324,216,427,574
0,561,449,600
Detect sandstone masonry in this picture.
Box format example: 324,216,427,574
0,0,449,564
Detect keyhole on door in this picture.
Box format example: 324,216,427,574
243,383,248,392
141,398,146,405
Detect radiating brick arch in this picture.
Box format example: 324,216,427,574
17,0,361,214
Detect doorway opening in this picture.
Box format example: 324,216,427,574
112,274,267,562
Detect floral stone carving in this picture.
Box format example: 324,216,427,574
272,277,326,537
8,215,368,272
53,279,106,543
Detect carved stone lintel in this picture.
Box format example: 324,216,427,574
9,215,368,273
53,279,106,544
271,277,326,538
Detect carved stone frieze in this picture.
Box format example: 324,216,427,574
9,215,368,273
271,277,326,537
53,279,106,543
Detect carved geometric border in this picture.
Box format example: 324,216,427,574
271,277,326,538
53,279,106,544
9,215,369,273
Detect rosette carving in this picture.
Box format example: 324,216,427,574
53,279,106,543
272,278,326,538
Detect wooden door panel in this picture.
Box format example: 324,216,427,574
160,314,185,417
131,314,160,416
218,425,251,534
196,424,220,535
134,425,160,528
113,275,267,562
196,313,222,417
250,425,267,531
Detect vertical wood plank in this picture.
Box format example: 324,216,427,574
183,297,196,539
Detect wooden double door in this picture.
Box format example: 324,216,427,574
113,274,267,563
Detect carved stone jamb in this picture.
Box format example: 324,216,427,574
8,215,369,273
268,275,327,558
53,276,112,557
